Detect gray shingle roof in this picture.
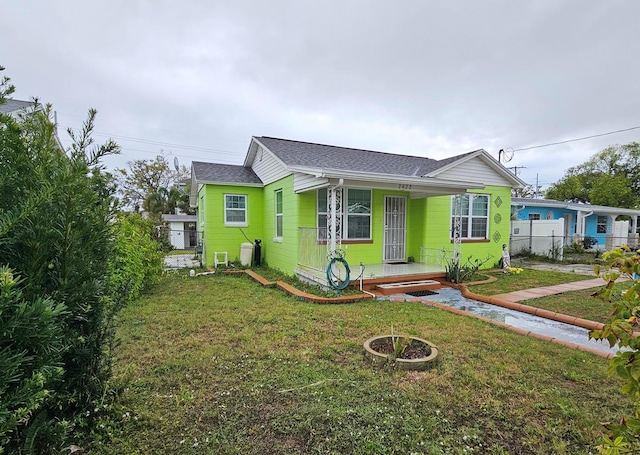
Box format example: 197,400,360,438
255,136,475,177
0,99,35,114
192,161,262,185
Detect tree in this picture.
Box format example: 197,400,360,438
546,143,640,208
591,247,640,454
116,156,191,216
513,183,540,199
1,69,165,453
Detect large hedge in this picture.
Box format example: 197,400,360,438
0,73,163,453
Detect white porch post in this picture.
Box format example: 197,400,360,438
452,194,462,262
326,185,343,257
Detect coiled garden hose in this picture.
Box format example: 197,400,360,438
326,256,351,290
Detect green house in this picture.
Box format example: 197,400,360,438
190,137,524,283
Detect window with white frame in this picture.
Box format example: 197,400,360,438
451,194,489,239
275,189,283,239
597,215,607,234
346,189,371,239
317,188,371,240
224,194,247,226
528,213,541,220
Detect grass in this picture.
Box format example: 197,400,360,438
165,249,197,256
469,269,633,324
467,269,597,295
503,280,632,324
87,270,631,454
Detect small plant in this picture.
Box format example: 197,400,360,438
564,242,585,255
505,266,524,274
549,240,563,261
445,254,493,283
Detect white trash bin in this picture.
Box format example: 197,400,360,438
240,242,253,266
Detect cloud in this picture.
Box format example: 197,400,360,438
4,0,640,191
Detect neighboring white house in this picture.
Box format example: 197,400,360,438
161,213,198,250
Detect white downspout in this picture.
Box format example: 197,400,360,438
577,210,593,239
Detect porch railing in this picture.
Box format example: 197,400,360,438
299,228,454,271
298,227,328,272
419,247,452,267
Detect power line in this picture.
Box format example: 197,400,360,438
57,123,244,155
513,124,640,152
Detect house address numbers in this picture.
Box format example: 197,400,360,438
398,184,412,190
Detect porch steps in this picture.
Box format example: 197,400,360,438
375,279,443,296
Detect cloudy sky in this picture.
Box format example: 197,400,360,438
4,1,640,191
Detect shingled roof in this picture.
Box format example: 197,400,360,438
254,136,480,177
192,161,262,185
0,99,35,114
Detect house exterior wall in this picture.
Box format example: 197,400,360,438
262,175,301,273
197,184,264,266
584,214,608,247
419,186,512,268
250,145,289,185
435,157,513,187
198,179,514,273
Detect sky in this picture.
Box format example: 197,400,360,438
3,1,640,192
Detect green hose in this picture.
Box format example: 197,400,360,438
326,257,351,290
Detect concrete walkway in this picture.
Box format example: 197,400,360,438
492,277,609,302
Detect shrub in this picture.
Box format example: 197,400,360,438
0,82,161,452
445,255,493,283
590,246,640,453
107,213,164,308
0,267,66,454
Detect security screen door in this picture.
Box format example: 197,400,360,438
383,196,406,262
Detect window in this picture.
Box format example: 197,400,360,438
275,190,283,239
451,194,489,239
597,215,607,234
224,194,247,226
317,188,371,240
528,213,541,220
346,189,371,239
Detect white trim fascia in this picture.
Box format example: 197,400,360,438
244,137,290,170
566,204,640,216
287,166,485,190
425,149,527,188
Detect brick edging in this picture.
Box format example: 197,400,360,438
225,269,374,304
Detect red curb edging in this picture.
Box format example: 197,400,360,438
224,269,374,304
420,298,614,359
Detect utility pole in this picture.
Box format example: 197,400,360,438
507,166,526,177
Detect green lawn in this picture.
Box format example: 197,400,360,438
88,271,629,454
469,269,632,324
467,269,598,295
518,279,634,324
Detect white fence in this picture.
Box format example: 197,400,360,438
511,219,564,259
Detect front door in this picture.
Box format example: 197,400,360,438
383,196,406,262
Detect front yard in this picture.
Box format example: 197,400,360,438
469,269,632,324
89,270,628,454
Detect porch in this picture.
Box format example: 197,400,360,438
296,227,450,289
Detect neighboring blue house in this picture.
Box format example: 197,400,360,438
512,197,640,250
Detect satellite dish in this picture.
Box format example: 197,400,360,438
499,148,514,163
173,156,179,172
